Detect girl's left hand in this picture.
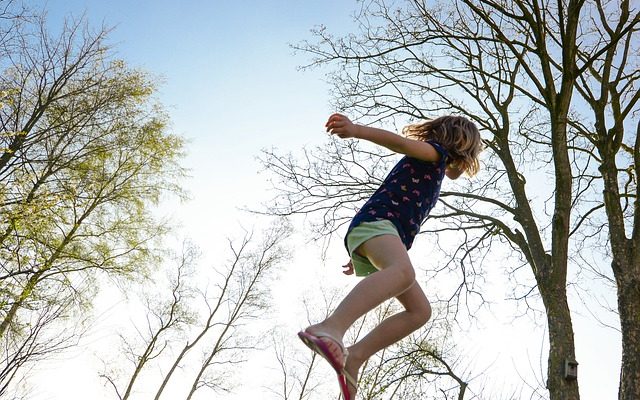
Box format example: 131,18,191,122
342,260,354,275
325,113,359,139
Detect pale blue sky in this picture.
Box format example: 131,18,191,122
46,0,359,248
38,1,362,399
32,1,620,399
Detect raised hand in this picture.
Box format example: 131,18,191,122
325,113,359,139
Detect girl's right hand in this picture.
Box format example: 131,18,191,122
325,113,359,139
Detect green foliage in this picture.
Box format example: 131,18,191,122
0,8,186,379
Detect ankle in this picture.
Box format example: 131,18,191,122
307,321,345,341
346,345,366,366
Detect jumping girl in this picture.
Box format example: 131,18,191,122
298,113,483,399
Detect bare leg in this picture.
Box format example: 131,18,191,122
344,282,431,397
304,234,432,398
306,234,417,340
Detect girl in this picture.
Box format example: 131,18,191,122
298,113,483,400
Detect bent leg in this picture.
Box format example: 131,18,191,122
342,282,431,397
313,234,417,338
303,234,431,398
304,234,420,368
348,282,431,362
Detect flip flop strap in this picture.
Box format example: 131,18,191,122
309,330,349,359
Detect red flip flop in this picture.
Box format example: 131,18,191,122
297,330,347,372
297,331,353,399
338,372,357,400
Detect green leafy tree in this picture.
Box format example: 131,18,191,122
0,8,185,394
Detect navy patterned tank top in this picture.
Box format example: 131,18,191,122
345,141,448,250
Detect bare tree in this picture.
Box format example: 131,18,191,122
569,3,640,397
0,295,89,397
270,330,322,400
100,242,197,400
268,289,346,400
183,224,290,398
101,222,291,399
271,290,497,400
261,1,640,399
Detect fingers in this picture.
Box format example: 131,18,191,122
326,121,345,133
325,113,347,127
342,260,354,275
326,113,345,125
325,115,339,131
325,114,350,135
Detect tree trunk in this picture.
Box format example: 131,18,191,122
538,269,580,400
599,128,640,399
544,84,579,398
614,253,640,400
618,121,640,400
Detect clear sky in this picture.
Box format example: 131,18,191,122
36,1,364,398
30,1,621,399
44,0,355,241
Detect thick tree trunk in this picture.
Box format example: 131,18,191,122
544,93,578,399
539,273,580,400
618,122,640,400
599,132,640,399
615,254,640,399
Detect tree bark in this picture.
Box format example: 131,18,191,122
538,262,580,399
615,255,640,400
543,113,579,400
600,129,640,399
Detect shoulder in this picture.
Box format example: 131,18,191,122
403,141,449,166
426,141,449,162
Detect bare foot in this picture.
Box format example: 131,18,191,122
304,323,347,367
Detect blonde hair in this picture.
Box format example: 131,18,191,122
403,115,483,176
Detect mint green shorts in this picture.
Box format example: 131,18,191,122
346,219,401,277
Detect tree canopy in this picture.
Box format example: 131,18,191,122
262,1,640,399
0,8,185,394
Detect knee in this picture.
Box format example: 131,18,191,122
422,298,432,324
413,298,432,327
395,263,416,289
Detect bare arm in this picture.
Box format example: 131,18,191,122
325,113,441,163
